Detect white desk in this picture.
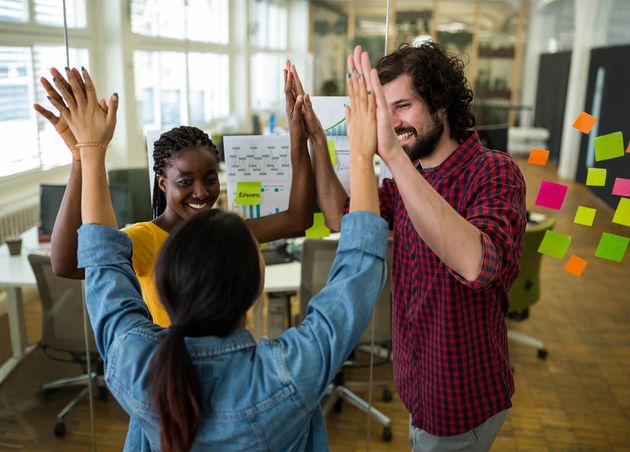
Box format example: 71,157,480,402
0,227,45,384
0,227,301,382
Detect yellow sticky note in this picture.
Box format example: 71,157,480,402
305,212,331,239
327,139,338,166
586,168,606,186
612,197,630,227
235,181,261,206
574,206,596,226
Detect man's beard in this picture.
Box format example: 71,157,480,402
396,112,445,162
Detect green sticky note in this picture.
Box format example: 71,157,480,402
586,168,606,186
537,230,572,259
327,139,338,166
612,197,630,227
595,232,629,262
305,212,331,238
574,206,597,226
594,131,625,162
235,181,261,205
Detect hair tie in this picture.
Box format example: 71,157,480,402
169,324,188,336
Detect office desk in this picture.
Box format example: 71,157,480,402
0,227,45,384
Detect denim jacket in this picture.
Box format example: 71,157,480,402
78,212,388,451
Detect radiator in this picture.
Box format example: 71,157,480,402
0,196,39,245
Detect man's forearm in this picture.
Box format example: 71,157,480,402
309,134,348,231
387,152,483,281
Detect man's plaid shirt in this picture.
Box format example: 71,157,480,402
379,131,526,436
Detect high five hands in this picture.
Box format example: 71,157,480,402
40,67,118,160
346,45,404,165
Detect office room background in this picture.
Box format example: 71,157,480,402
1,0,629,450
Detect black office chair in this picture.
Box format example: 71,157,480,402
28,254,106,437
298,238,394,441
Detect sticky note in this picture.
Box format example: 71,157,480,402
595,232,629,262
574,206,596,226
572,112,597,134
612,178,630,197
305,212,331,238
538,230,572,259
528,149,550,165
535,181,569,210
612,197,630,227
594,131,624,162
626,141,630,154
586,168,606,186
235,181,261,205
564,255,588,276
327,139,338,166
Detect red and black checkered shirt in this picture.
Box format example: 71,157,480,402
379,131,526,436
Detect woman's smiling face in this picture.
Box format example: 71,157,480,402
157,145,220,224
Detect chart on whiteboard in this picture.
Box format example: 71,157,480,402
223,135,292,219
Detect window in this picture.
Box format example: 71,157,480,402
250,53,284,112
249,0,287,50
0,0,86,26
131,0,228,44
0,45,89,177
134,50,229,134
0,0,88,178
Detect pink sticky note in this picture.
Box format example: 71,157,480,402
612,178,630,197
535,181,569,210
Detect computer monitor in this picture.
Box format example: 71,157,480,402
39,184,133,242
108,168,152,223
476,125,509,153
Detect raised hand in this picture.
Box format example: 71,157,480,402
46,67,118,158
284,60,307,142
345,46,376,161
359,55,406,165
34,68,108,161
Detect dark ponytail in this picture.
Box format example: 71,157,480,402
149,209,261,450
150,329,201,451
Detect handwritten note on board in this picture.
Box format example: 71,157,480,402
572,112,597,134
612,197,630,227
594,131,625,162
535,181,569,210
586,168,607,186
574,206,597,226
564,255,588,276
538,230,572,259
528,149,550,166
235,182,262,206
595,232,629,262
612,178,630,197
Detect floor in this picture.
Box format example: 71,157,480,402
1,157,629,451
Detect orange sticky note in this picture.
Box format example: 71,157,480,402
572,112,597,134
626,141,630,153
528,149,550,165
564,255,588,276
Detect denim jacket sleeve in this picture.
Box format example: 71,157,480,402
77,224,156,361
278,211,388,411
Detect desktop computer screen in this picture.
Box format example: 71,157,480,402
476,125,509,153
39,184,132,242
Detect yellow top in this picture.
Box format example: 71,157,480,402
122,222,171,327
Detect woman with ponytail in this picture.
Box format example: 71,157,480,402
52,49,386,451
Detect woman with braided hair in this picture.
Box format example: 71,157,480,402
43,51,386,450
37,62,315,327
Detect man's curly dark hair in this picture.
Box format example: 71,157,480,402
374,41,475,144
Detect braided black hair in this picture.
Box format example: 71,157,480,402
152,126,218,219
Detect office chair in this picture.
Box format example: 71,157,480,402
299,238,394,441
28,254,106,437
507,216,556,359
